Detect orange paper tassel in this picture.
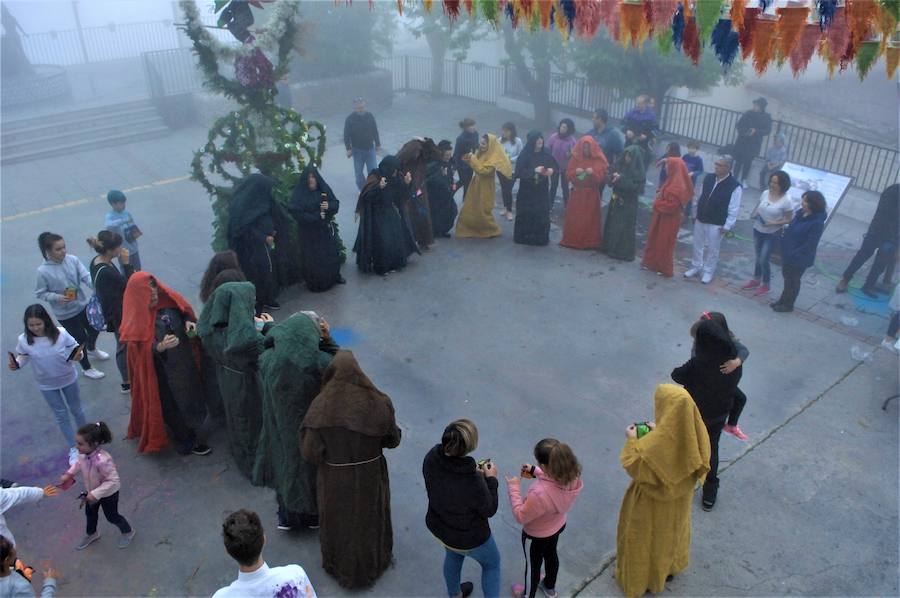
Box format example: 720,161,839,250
424,0,433,12
847,0,878,50
886,44,899,79
776,5,810,63
730,0,747,32
620,1,648,47
820,6,851,76
554,0,569,39
751,17,777,75
790,22,821,77
464,0,474,15
538,0,552,28
575,0,603,38
683,16,701,64
739,7,761,59
519,0,534,20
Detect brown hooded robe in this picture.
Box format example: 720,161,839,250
299,351,402,589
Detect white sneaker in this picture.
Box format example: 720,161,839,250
83,368,106,380
68,447,79,466
881,339,899,354
87,349,110,361
684,268,700,278
701,273,713,284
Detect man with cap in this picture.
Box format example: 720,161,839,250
344,97,382,191
105,190,143,271
731,97,772,187
684,155,742,285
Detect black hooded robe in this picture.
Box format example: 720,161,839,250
354,156,419,275
290,165,344,292
514,132,558,246
426,158,458,237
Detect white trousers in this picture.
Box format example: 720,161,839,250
692,220,724,276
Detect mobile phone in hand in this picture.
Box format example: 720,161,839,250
8,352,19,370
66,344,84,362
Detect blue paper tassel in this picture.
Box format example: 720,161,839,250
560,0,576,32
759,0,771,12
816,0,837,31
672,3,685,50
712,20,739,69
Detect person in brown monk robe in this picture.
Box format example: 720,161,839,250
397,137,442,249
299,350,401,589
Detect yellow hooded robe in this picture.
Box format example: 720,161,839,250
455,133,512,238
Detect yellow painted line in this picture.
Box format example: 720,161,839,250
1,175,192,223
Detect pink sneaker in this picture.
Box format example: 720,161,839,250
741,279,760,290
511,583,525,598
753,284,770,296
724,424,749,441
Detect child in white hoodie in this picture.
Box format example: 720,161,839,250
506,439,584,598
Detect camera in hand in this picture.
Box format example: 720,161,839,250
477,458,491,470
635,422,651,439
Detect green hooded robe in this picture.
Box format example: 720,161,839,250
197,281,265,479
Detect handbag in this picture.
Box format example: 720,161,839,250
85,264,109,332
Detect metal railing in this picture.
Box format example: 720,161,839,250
376,56,506,103
142,47,201,99
660,97,898,193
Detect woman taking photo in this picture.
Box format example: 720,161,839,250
87,231,134,392
9,304,88,465
423,419,500,598
615,384,710,597
742,170,794,296
34,232,107,379
498,122,523,222
772,190,827,313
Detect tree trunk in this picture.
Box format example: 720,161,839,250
533,59,552,128
425,32,447,97
503,26,553,127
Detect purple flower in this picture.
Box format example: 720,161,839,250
273,583,300,598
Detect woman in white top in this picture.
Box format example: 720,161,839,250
498,122,523,222
742,170,795,296
8,304,88,465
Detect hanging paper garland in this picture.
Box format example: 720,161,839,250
821,6,851,75
816,0,837,30
847,0,879,50
790,22,821,76
751,16,777,75
683,16,701,64
647,0,678,33
559,0,576,32
855,39,882,79
739,7,761,59
423,0,433,12
477,0,499,25
537,0,552,28
657,26,675,55
463,0,474,16
881,0,900,22
695,0,724,46
620,0,648,48
885,43,899,79
443,0,462,20
776,5,811,63
672,2,685,50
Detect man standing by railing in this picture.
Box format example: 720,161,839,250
589,109,623,198
344,97,382,191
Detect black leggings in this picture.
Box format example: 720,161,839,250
498,172,516,211
727,387,747,426
522,525,565,598
58,308,99,370
888,312,899,339
549,171,570,207
85,491,131,535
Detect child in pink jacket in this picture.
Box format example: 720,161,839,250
506,438,583,598
58,421,135,551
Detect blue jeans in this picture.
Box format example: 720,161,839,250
353,147,377,191
40,381,87,447
753,229,777,284
443,535,501,598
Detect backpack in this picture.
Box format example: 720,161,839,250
86,264,109,332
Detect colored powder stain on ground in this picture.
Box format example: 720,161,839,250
329,328,360,347
852,293,891,317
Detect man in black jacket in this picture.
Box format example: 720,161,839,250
836,183,898,298
344,97,382,191
732,97,772,186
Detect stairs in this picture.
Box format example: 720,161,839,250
1,99,171,165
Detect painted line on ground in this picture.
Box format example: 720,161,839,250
1,175,192,223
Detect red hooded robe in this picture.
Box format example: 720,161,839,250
119,272,197,453
561,135,609,250
641,157,694,277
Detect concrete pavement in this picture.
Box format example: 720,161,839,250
1,93,897,597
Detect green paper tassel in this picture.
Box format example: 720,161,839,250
477,0,498,24
657,28,674,55
695,0,724,45
880,0,900,23
856,40,881,80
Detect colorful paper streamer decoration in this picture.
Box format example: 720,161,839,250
885,44,899,79
575,0,603,38
683,16,701,64
790,22,822,77
739,6,761,59
695,0,724,45
751,16,777,74
647,0,678,32
730,0,747,32
443,0,462,20
847,0,879,50
711,18,740,68
776,5,811,63
620,0,649,47
855,39,882,79
816,0,837,30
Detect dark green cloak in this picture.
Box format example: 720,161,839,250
253,314,335,516
197,281,265,479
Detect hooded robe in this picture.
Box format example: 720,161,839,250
615,384,710,598
561,135,610,250
455,134,512,239
426,155,459,237
640,156,694,277
397,138,441,248
120,272,206,453
289,164,344,292
197,281,265,478
353,155,419,275
603,145,647,261
300,351,401,589
514,131,557,246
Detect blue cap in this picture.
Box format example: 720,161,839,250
107,190,126,204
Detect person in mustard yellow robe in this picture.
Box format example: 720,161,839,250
455,133,512,238
615,384,711,598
